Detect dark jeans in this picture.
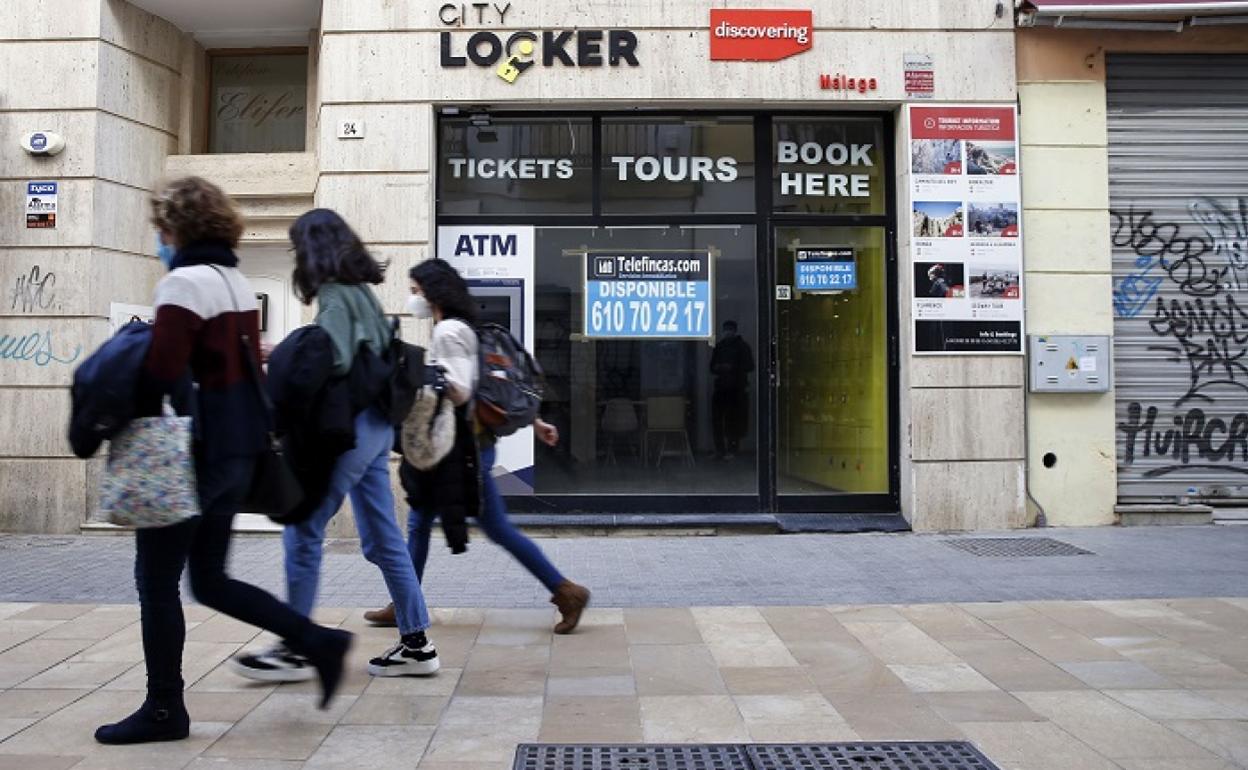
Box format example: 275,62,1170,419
712,387,749,456
134,455,318,698
409,445,565,593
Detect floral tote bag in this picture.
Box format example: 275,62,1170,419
99,414,200,528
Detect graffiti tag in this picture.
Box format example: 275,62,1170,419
9,266,57,313
1148,294,1248,407
0,330,82,367
1119,402,1248,478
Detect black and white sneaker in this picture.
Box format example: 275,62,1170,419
230,642,316,683
366,632,440,677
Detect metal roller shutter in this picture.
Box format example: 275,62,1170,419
1108,54,1248,503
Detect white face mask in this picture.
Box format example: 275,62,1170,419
405,294,433,319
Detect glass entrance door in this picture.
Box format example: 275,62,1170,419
773,226,893,507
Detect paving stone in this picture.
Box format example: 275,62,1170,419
304,725,435,770
1058,661,1175,689
887,663,1000,693
1015,690,1224,762
423,696,541,764
958,721,1123,770
630,644,725,696
823,691,963,742
0,756,83,770
638,695,750,742
539,696,642,742
341,694,449,725
921,691,1043,723
1164,720,1248,767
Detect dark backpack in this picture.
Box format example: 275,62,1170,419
382,318,429,425
474,322,544,437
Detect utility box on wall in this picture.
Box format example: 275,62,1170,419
1028,335,1112,393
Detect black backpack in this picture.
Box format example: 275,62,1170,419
474,322,544,437
382,318,429,425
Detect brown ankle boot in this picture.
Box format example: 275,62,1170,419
363,603,396,627
550,581,590,635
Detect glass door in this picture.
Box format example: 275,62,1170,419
773,225,892,507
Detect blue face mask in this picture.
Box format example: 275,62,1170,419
156,234,176,269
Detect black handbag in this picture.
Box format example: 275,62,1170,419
209,267,306,522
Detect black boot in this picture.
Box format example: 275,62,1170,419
94,696,190,745
300,627,353,710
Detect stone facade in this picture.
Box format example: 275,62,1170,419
0,0,185,533
1,0,1027,533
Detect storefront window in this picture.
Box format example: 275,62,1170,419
435,111,896,511
772,117,886,215
602,117,756,214
439,118,593,215
209,52,308,154
774,226,889,495
533,226,758,495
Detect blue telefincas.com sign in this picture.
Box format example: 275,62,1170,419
584,250,712,339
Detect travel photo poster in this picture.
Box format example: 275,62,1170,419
907,105,1023,354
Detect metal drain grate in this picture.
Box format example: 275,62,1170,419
748,743,1000,770
515,745,1000,770
944,537,1092,558
515,745,750,770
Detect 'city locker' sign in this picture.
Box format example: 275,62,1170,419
584,250,712,339
438,3,639,84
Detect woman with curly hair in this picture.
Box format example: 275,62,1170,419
95,178,352,745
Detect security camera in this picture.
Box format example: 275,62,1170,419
20,131,66,157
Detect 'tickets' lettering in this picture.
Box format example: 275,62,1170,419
448,157,574,180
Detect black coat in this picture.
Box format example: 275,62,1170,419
399,404,479,554
267,326,355,521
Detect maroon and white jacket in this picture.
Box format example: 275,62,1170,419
143,241,269,460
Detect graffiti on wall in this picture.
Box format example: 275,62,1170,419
3,265,80,368
1114,197,1248,480
0,330,81,367
9,265,58,314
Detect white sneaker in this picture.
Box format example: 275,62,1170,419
230,642,315,683
366,633,440,677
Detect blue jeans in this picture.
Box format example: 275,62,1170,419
285,408,430,635
408,444,565,592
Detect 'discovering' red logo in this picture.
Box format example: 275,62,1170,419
710,9,813,62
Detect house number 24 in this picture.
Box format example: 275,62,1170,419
337,120,366,139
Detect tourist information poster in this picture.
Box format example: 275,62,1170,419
907,105,1024,354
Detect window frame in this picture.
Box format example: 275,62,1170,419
205,46,311,155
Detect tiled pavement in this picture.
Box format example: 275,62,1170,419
1,599,1248,769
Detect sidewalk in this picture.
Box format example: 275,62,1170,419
1,598,1248,769
2,525,1247,607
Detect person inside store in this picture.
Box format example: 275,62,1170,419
96,179,352,745
364,258,592,635
710,319,754,461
